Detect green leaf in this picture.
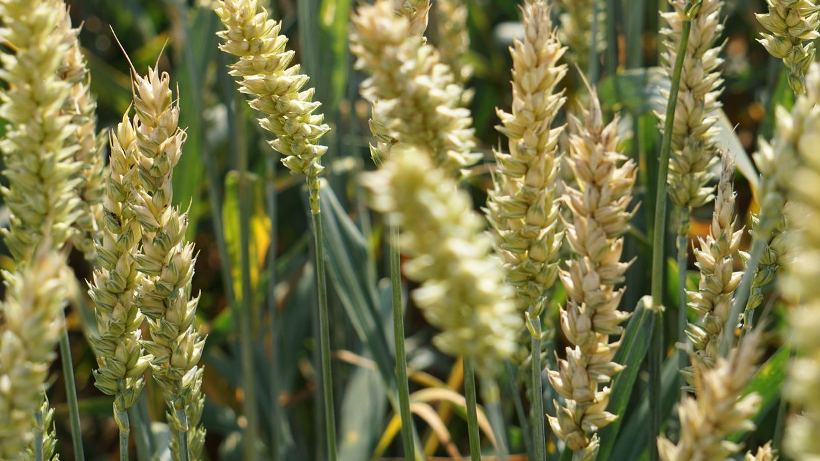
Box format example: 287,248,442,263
318,0,353,113
339,358,388,461
597,297,656,461
728,346,790,442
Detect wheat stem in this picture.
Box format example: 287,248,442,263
389,223,415,461
310,201,339,461
530,314,546,461
481,379,509,461
505,361,534,461
720,235,767,357
34,410,44,461
463,358,481,461
59,320,86,461
650,3,698,459
675,210,689,379
117,410,129,461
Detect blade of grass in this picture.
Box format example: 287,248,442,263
505,361,534,461
649,4,699,460
59,314,85,461
480,378,509,461
463,358,482,461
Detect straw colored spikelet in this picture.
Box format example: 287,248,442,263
656,328,765,461
659,0,724,210
350,0,479,173
0,0,83,264
394,0,432,37
556,0,605,70
548,92,636,459
433,0,473,87
126,67,207,461
0,250,70,461
364,147,522,377
783,63,820,461
745,442,777,461
683,154,742,380
486,0,567,312
57,7,106,261
756,0,820,94
216,0,330,214
88,114,153,419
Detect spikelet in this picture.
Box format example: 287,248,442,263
682,154,742,381
394,0,432,37
556,0,605,70
125,67,207,461
745,442,777,461
29,399,60,461
350,0,479,172
216,0,330,214
364,147,522,377
56,7,106,261
0,0,83,263
548,91,636,459
656,328,765,461
433,0,473,87
743,213,792,329
756,0,820,95
88,113,152,421
783,62,820,461
0,250,70,461
659,0,724,210
487,0,566,315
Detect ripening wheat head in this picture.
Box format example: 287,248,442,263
657,328,765,461
548,90,636,460
0,0,83,263
682,154,742,382
124,66,207,461
487,0,567,314
0,250,70,461
350,0,479,172
784,62,820,460
88,113,153,418
756,0,820,94
216,0,330,213
660,0,725,210
364,147,522,377
56,7,106,261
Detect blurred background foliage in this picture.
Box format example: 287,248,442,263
0,0,794,459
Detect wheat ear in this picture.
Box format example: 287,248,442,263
756,0,820,94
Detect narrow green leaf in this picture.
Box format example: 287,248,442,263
598,297,656,461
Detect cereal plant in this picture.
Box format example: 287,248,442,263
0,0,819,460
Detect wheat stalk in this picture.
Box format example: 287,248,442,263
660,0,724,210
756,0,820,95
783,62,820,461
548,89,636,460
0,250,71,461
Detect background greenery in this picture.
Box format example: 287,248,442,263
0,0,794,459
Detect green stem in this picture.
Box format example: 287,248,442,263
128,402,152,461
265,157,283,461
720,235,767,357
481,379,509,461
389,224,416,461
310,203,339,461
119,424,129,461
675,210,690,379
505,361,534,461
236,102,259,461
175,408,190,461
59,314,85,461
463,358,482,461
530,312,546,461
650,4,697,460
34,408,44,461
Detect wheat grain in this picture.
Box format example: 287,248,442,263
782,62,820,461
548,90,636,459
350,0,479,173
125,67,207,461
657,328,765,461
756,0,820,94
216,0,330,213
0,0,82,264
660,0,724,210
682,153,742,383
364,146,521,377
0,250,70,461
